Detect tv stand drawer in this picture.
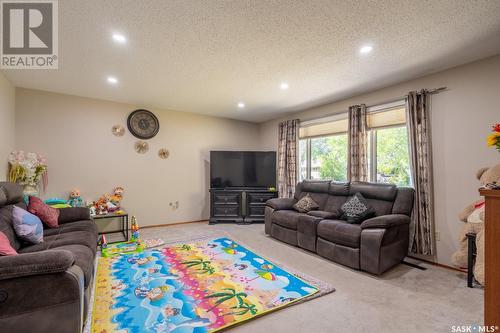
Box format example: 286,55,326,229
247,192,277,204
213,205,240,217
213,192,240,205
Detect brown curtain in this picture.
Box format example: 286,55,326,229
347,104,368,181
406,90,435,256
278,119,299,198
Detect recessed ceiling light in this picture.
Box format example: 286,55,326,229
107,76,118,84
112,33,127,44
360,45,373,54
280,82,289,90
237,102,245,109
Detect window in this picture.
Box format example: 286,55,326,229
298,100,412,186
369,126,411,186
367,102,411,186
298,114,348,181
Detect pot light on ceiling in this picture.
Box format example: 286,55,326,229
237,102,245,109
112,33,127,44
280,82,289,90
359,45,373,54
107,76,118,84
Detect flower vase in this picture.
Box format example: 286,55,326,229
22,183,39,197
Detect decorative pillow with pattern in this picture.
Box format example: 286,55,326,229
0,231,17,256
28,196,60,228
340,192,375,224
293,194,320,213
12,206,44,244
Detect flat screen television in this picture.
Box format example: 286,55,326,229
210,151,276,188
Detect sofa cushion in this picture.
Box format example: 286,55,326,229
349,182,397,201
0,182,24,207
12,206,44,244
317,219,362,248
28,196,60,228
365,198,394,216
307,210,339,219
272,210,303,230
340,192,375,223
20,229,98,255
20,244,94,288
0,205,21,250
43,220,97,237
0,231,18,255
293,194,319,213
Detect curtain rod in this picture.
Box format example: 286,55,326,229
299,86,448,123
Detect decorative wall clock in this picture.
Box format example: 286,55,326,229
127,109,160,139
111,124,125,136
134,140,149,154
158,148,170,159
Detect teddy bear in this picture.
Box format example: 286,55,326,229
451,163,500,285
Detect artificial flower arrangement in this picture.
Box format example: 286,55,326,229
8,151,48,193
487,123,500,153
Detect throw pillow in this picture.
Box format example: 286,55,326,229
12,206,44,244
0,231,17,256
293,194,319,213
28,196,60,228
340,192,375,224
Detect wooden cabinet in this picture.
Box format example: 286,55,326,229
209,189,277,224
479,189,500,327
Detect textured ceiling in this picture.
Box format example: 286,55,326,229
3,0,500,122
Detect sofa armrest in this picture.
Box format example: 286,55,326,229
266,198,297,210
0,250,75,280
360,214,410,229
58,207,91,224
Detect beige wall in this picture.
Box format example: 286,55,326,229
0,72,15,180
15,88,261,227
260,55,500,266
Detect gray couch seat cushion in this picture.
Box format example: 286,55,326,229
317,219,362,248
44,220,97,237
19,244,94,288
21,230,98,255
307,210,339,219
272,210,303,230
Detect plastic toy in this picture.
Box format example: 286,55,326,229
67,188,84,207
100,234,108,249
131,216,140,241
101,240,144,257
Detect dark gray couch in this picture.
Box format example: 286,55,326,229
265,180,414,275
0,182,97,333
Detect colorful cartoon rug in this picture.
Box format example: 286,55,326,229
91,236,333,333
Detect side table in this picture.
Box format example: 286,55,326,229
92,211,129,243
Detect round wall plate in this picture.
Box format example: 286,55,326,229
134,140,149,154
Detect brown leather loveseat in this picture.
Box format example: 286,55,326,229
265,180,414,275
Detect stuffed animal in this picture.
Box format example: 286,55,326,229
86,201,96,216
96,196,109,215
67,188,84,207
109,186,124,208
451,163,500,285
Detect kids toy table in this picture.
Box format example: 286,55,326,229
92,211,129,243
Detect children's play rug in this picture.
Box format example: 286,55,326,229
91,236,334,333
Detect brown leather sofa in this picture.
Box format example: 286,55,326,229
0,182,97,333
265,180,414,275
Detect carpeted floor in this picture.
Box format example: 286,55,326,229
133,222,482,333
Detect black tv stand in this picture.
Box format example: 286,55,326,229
209,188,278,224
